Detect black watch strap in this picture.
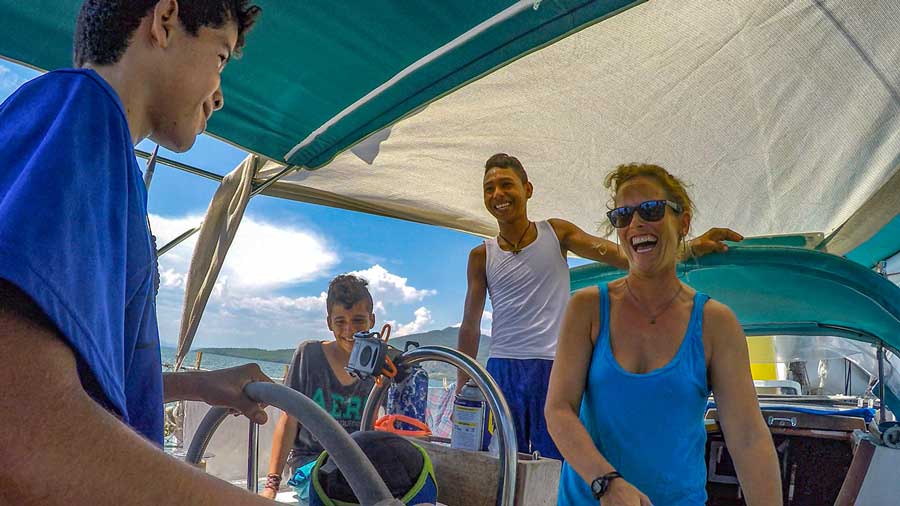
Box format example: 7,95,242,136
591,471,623,499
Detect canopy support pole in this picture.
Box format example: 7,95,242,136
154,162,300,257
142,145,159,189
874,262,891,422
135,148,225,182
878,341,886,422
250,164,299,197
157,226,202,256
247,421,259,492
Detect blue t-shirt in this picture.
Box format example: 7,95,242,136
0,69,163,445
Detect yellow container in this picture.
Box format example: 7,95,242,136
746,335,777,380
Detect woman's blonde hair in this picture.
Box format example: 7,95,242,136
603,163,695,237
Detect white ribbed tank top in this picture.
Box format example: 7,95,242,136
485,220,570,360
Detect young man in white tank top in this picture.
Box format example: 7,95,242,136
456,153,741,459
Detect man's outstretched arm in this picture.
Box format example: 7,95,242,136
549,218,628,269
456,245,488,391
550,218,743,267
0,284,273,506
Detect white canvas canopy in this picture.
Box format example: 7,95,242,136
251,0,900,247
177,0,900,364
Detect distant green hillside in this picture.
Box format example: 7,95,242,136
388,326,490,364
389,326,490,384
197,326,490,383
195,347,295,363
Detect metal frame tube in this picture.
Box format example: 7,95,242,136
135,148,225,182
878,341,886,422
247,422,259,492
361,345,517,506
143,145,159,189
157,226,201,256
154,164,299,257
251,164,299,196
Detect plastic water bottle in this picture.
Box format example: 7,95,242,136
451,380,491,451
487,430,499,457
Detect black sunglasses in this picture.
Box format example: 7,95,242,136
606,199,682,228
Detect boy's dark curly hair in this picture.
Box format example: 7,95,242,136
74,0,261,67
326,275,374,316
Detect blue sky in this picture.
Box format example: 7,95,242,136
0,59,592,350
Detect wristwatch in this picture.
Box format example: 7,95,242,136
590,471,623,499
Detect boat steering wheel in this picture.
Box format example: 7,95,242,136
185,382,403,506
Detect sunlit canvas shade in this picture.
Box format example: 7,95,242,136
0,0,640,165
175,157,259,370
3,1,897,262
252,0,900,266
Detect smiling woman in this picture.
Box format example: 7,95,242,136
547,164,783,506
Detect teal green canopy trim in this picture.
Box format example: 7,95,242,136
728,233,823,250
288,0,643,168
0,0,640,166
569,245,900,351
845,213,900,268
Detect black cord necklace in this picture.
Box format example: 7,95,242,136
498,221,533,254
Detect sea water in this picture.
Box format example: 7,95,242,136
160,345,453,388
160,345,290,380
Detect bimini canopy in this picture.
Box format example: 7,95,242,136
249,0,900,268
2,1,898,266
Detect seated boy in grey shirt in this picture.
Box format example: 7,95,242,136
262,274,378,498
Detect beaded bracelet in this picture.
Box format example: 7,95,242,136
265,473,282,491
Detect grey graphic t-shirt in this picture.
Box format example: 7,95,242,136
285,340,375,471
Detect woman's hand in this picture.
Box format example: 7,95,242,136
259,487,277,500
603,479,653,506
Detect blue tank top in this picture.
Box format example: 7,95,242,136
558,284,710,506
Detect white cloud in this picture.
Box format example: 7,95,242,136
159,291,334,349
149,218,441,348
150,213,342,348
350,264,436,304
150,213,339,292
159,267,188,289
391,307,433,337
481,310,493,336
226,221,338,288
235,292,328,315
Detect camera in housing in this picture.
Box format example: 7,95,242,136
346,331,390,380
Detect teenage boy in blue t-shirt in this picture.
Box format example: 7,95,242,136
0,2,284,505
